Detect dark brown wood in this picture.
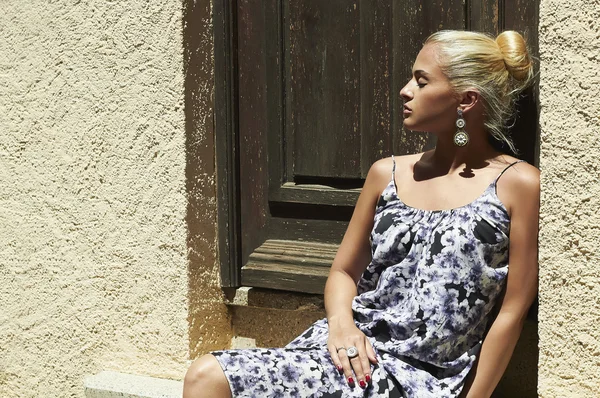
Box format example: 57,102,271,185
286,1,362,179
247,239,337,267
237,0,271,265
241,264,328,294
215,0,540,293
469,0,501,34
359,1,394,176
268,218,347,244
265,0,286,196
211,0,241,287
270,184,359,207
504,0,540,166
269,0,470,205
242,240,335,293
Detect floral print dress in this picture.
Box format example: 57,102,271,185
213,157,522,397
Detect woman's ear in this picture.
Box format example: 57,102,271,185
459,90,480,114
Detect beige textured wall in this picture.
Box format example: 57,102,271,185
538,0,600,397
0,1,199,396
3,0,599,396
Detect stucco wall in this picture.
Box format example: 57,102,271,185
0,1,197,396
3,0,599,396
538,0,600,397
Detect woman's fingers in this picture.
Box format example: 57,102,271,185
328,335,375,388
365,339,378,364
327,343,343,372
351,341,373,388
342,340,371,389
349,355,367,388
358,344,372,387
336,347,356,387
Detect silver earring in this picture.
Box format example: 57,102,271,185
454,109,469,147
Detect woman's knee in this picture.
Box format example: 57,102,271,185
183,354,230,397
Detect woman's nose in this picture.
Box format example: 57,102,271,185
400,82,413,101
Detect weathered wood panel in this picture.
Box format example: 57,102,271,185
216,0,540,294
269,184,360,207
238,0,270,264
213,0,240,287
243,240,335,294
268,218,347,244
504,0,540,165
265,0,286,192
359,1,394,176
469,0,500,33
242,263,329,294
286,1,362,178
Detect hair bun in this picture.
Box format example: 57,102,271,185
495,31,534,84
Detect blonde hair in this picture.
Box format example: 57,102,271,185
425,30,534,154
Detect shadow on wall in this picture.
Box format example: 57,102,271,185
183,0,233,358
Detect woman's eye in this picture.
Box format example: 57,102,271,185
417,81,427,87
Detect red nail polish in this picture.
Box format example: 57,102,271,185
359,380,367,388
365,375,371,383
348,377,354,385
337,365,343,372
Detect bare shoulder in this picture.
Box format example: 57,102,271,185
496,159,540,215
364,157,393,197
367,154,423,182
498,159,540,190
368,156,394,178
364,154,420,199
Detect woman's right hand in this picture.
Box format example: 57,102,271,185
327,318,378,389
322,160,392,389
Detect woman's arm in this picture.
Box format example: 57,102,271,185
324,159,389,322
324,158,392,385
462,164,540,398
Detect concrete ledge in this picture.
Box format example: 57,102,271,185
84,371,183,398
225,286,324,311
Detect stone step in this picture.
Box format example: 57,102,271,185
84,371,183,398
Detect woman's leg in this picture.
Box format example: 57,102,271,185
183,354,232,398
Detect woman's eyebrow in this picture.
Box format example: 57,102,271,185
413,69,430,78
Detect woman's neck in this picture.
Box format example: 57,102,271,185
426,128,502,174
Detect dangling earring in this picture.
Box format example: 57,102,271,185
454,109,469,147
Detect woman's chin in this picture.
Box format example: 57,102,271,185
402,120,425,132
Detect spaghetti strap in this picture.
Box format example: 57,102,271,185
391,155,396,180
495,159,526,184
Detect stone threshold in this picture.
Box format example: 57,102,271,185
224,286,325,311
84,371,183,398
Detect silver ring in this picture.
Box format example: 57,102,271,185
336,346,346,352
346,346,358,359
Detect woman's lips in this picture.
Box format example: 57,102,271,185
403,105,412,115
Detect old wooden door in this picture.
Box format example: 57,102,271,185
214,0,539,292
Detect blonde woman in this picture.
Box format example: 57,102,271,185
184,30,539,398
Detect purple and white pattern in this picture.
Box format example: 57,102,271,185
213,157,519,397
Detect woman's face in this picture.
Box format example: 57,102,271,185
400,44,459,134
